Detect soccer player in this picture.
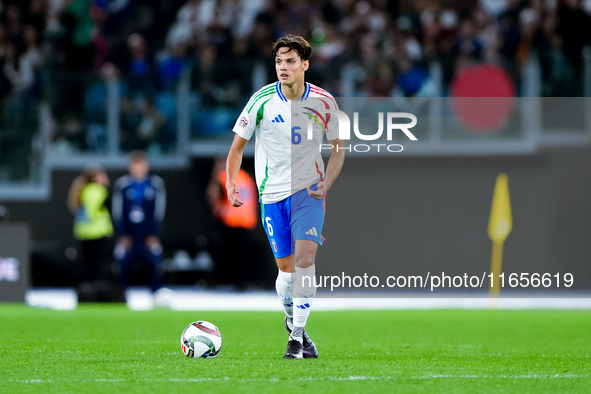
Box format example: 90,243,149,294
225,35,345,359
112,151,166,291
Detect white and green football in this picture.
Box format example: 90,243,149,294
180,321,222,358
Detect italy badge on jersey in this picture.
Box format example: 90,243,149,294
271,239,278,253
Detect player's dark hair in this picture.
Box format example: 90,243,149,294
272,35,312,61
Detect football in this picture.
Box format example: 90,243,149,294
180,321,222,358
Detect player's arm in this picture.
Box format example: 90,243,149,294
111,178,126,235
152,176,166,236
226,134,249,207
308,138,345,199
112,178,133,248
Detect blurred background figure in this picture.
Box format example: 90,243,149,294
123,32,158,97
67,164,117,300
112,151,166,291
119,95,166,152
207,156,257,289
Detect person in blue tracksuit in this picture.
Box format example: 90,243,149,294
112,151,166,291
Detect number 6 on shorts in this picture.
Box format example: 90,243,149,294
265,217,273,236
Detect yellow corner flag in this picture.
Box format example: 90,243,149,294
488,173,512,243
488,173,512,299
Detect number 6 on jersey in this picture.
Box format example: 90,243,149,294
291,126,302,145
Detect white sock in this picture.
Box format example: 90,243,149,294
275,270,294,319
291,326,304,343
293,265,317,328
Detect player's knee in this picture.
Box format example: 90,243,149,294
294,254,314,269
276,256,292,272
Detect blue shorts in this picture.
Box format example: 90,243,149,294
261,187,325,259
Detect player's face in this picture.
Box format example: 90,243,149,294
130,159,149,181
275,47,309,86
94,171,109,187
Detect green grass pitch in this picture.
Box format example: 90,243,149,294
1,304,590,393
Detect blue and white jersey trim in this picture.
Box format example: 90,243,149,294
301,82,311,101
275,82,311,101
276,82,288,102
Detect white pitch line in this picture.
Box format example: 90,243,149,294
7,374,590,384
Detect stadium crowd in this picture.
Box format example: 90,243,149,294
1,0,590,154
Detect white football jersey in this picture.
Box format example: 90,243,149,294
233,81,339,204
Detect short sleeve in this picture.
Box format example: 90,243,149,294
232,105,256,140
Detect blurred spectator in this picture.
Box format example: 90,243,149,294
158,41,191,90
3,38,40,98
365,59,396,96
3,0,591,162
536,13,569,96
2,41,35,97
191,44,224,107
454,18,483,66
122,32,158,96
556,0,591,96
118,96,167,152
60,0,96,71
207,156,258,289
22,25,42,71
52,112,88,154
112,151,166,291
3,4,24,43
91,5,109,70
0,14,41,180
224,38,254,101
0,23,11,101
166,0,207,48
3,24,43,102
67,164,114,284
314,26,346,66
119,95,143,151
25,0,48,34
137,97,166,150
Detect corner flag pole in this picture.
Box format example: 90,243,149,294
488,173,512,302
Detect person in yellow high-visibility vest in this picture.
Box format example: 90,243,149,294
68,165,114,283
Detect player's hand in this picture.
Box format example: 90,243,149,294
307,182,327,199
145,235,160,248
117,235,133,250
145,235,162,254
226,180,244,207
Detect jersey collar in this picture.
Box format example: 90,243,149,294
301,82,311,101
276,81,311,102
276,82,288,102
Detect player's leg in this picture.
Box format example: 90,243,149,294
282,241,319,359
260,198,304,358
275,255,306,359
115,241,136,288
275,254,294,317
292,239,318,327
289,240,319,358
260,199,294,324
80,239,98,283
287,189,325,358
138,240,162,292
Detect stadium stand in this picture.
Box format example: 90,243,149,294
0,1,589,177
